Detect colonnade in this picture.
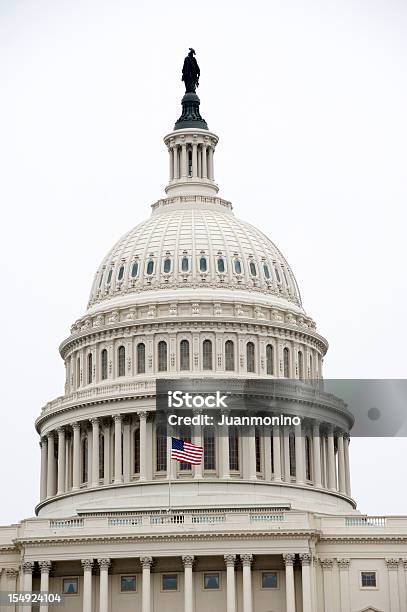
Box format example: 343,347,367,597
168,142,215,181
39,413,351,503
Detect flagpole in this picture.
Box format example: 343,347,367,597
168,473,172,514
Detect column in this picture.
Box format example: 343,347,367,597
113,414,123,484
247,427,257,480
294,423,305,485
337,434,346,494
167,425,177,480
81,559,93,612
169,147,173,180
202,144,207,178
72,422,81,490
264,427,272,481
208,146,214,180
224,555,236,612
39,561,52,612
57,427,66,495
300,554,312,612
123,417,131,483
46,433,56,498
5,569,18,612
40,437,48,501
192,142,198,177
182,555,194,612
344,436,351,496
219,419,230,479
272,425,282,482
327,426,336,491
91,418,100,487
193,412,203,479
138,411,147,481
283,554,296,612
321,559,333,612
241,554,253,612
386,559,401,612
312,422,322,488
173,146,178,179
22,562,34,611
402,559,407,608
283,426,291,482
98,558,111,612
103,420,111,485
337,559,350,612
181,143,187,177
141,556,153,612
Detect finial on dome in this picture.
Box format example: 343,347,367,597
174,49,208,130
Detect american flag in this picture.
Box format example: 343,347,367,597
171,437,203,465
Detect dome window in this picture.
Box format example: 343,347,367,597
117,266,124,281
274,266,281,283
181,257,189,272
107,269,113,284
217,258,225,273
199,257,207,273
263,264,271,280
163,258,172,273
234,259,242,274
131,261,139,278
249,262,257,276
146,260,154,275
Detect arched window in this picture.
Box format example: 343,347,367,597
137,343,146,374
263,263,271,279
117,265,124,281
179,429,192,471
181,257,189,272
101,349,108,380
180,339,190,371
118,346,125,377
81,437,88,484
305,436,312,481
76,357,81,388
298,350,304,379
249,262,257,276
274,266,281,283
199,257,207,272
225,340,235,372
204,427,216,470
87,353,93,384
163,258,172,273
283,347,290,378
266,344,274,375
217,258,225,273
234,259,242,274
289,432,296,477
146,260,154,275
246,342,255,373
131,261,139,278
158,341,168,372
99,434,104,480
229,427,239,471
134,428,140,474
98,270,104,287
202,339,213,370
107,269,112,284
156,426,167,472
255,427,262,473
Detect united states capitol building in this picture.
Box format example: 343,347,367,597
1,54,406,612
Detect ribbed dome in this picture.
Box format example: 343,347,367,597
88,196,302,310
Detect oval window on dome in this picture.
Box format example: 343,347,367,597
263,263,271,279
217,258,225,273
163,258,172,273
117,266,124,281
131,261,139,278
249,262,257,276
199,257,207,272
234,259,242,274
107,269,112,284
146,260,154,275
181,257,189,272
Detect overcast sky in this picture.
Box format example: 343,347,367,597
0,0,406,525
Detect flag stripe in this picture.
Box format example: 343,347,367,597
171,437,203,464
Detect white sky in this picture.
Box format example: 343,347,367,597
0,0,406,525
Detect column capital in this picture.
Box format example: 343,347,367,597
182,555,195,568
39,560,52,574
47,431,55,440
336,558,350,570
56,426,65,436
40,436,47,447
137,411,148,421
112,414,122,423
21,561,34,574
224,554,236,567
81,559,94,571
91,418,100,427
299,553,312,566
97,558,111,571
5,568,19,578
283,553,295,567
385,558,400,570
140,556,153,569
240,554,253,567
320,558,334,570
72,421,80,432
402,558,407,570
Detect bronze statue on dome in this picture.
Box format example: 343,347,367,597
182,48,200,93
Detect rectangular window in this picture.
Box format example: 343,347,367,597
162,574,178,591
204,572,220,590
361,571,377,588
121,575,137,592
63,578,78,595
261,572,278,589
204,428,216,470
156,428,167,472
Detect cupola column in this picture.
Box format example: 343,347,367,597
138,411,148,481
327,426,336,491
40,437,48,501
312,422,322,488
72,422,81,490
192,142,198,177
113,414,123,484
344,436,351,496
91,418,100,488
57,427,66,495
337,433,346,494
208,146,214,180
272,426,282,482
46,433,56,498
202,144,208,178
